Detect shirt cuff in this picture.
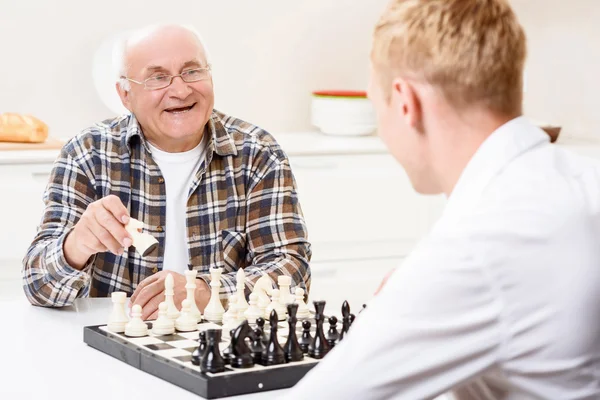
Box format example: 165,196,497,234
45,229,94,292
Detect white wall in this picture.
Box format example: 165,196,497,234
0,0,598,139
0,0,388,138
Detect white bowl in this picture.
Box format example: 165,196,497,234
310,93,377,136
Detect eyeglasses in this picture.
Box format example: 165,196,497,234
121,65,212,90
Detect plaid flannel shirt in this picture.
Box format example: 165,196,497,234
22,110,312,307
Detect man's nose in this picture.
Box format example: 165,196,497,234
168,76,192,98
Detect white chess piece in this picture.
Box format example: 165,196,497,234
266,289,287,320
152,302,175,335
203,267,225,323
235,268,249,314
257,288,270,318
124,304,148,337
175,299,198,332
222,295,239,326
253,275,273,304
243,292,264,323
184,270,203,323
277,275,293,306
294,288,311,319
124,218,159,256
107,291,129,333
164,273,180,320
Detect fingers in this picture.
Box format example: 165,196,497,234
98,200,132,247
102,195,130,225
146,310,158,321
133,278,164,310
141,291,164,320
131,273,162,304
89,211,124,255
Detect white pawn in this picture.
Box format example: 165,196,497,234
164,273,180,320
243,292,264,323
184,270,203,323
124,304,148,337
175,299,198,332
153,302,175,335
294,288,311,319
277,275,293,306
235,268,249,314
222,295,239,326
266,289,287,320
204,267,225,323
107,291,129,333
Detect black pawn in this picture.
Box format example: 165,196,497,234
222,329,235,365
191,330,207,366
250,327,266,364
230,320,254,369
339,300,351,342
261,310,285,365
298,320,312,354
283,303,304,362
200,329,226,374
256,317,269,345
326,316,339,348
308,300,330,359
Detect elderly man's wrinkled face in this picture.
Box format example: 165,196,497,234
117,27,214,152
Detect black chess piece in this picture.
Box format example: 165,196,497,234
283,303,304,362
230,320,254,368
360,304,367,314
261,310,285,365
200,329,226,374
339,300,351,342
298,320,312,354
326,316,339,348
222,329,235,365
250,327,266,364
256,317,269,345
349,313,356,328
308,300,330,359
191,330,207,366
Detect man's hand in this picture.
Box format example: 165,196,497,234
63,195,132,269
374,268,396,295
130,270,211,320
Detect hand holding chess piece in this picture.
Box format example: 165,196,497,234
63,195,134,269
131,270,210,320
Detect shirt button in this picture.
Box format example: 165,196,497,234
152,267,158,274
157,226,164,232
158,177,164,184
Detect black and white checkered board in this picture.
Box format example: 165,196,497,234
83,319,321,399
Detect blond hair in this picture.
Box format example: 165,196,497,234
372,0,527,116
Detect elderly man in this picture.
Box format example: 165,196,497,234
22,24,311,320
287,0,600,399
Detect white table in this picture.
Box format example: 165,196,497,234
0,297,291,400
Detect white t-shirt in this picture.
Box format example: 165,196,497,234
147,134,208,274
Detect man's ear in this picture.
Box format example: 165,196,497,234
116,82,132,112
391,77,422,129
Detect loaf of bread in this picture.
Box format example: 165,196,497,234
0,113,49,143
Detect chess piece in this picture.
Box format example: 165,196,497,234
261,310,285,366
230,320,254,368
124,304,148,337
222,296,239,326
243,293,264,323
339,300,351,342
253,274,273,303
349,313,356,328
308,300,330,359
266,289,287,321
257,291,270,319
191,330,207,366
204,267,225,323
107,291,129,333
124,217,158,256
152,302,175,335
184,270,203,323
256,317,268,346
299,320,312,354
222,329,236,365
250,326,266,364
201,329,226,374
326,316,339,348
164,273,180,320
294,288,311,319
175,299,198,332
283,303,304,362
277,275,293,306
235,268,249,314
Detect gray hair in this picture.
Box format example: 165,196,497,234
112,23,212,91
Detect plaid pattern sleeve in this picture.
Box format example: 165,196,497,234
21,147,96,307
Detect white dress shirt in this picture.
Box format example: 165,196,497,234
286,117,600,399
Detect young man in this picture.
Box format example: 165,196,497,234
286,0,600,398
21,24,311,320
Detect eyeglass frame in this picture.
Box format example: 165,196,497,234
120,64,212,90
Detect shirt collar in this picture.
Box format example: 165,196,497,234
441,116,550,221
122,110,238,157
